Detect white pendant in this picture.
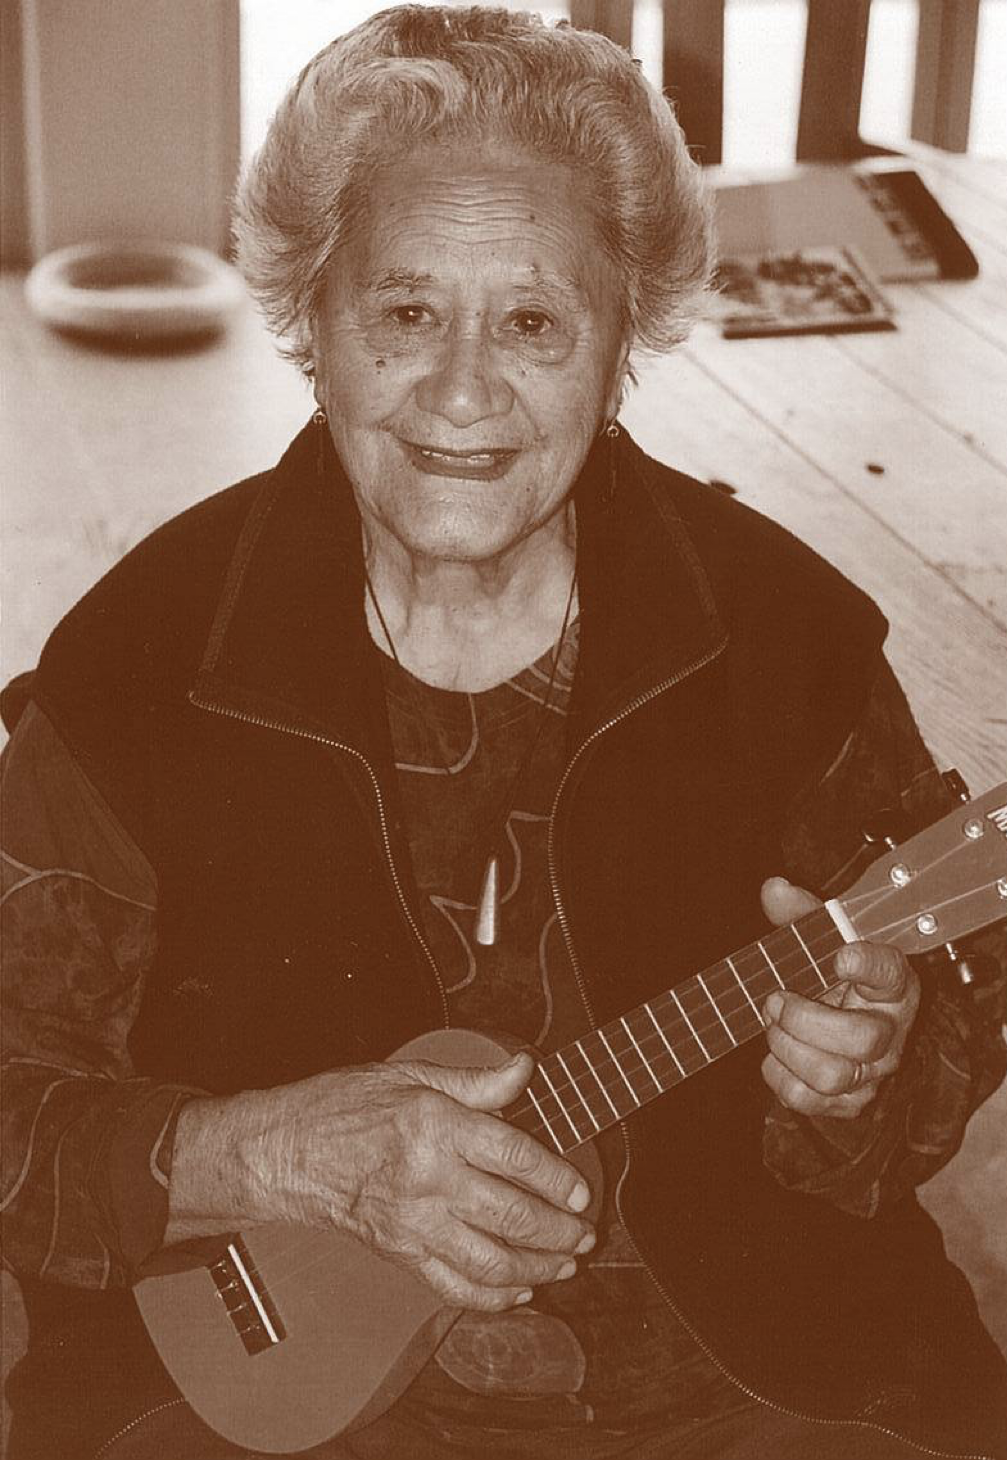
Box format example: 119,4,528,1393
474,855,500,946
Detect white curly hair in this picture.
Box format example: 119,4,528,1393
234,4,714,375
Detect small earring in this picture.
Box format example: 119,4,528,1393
601,417,620,505
313,408,327,478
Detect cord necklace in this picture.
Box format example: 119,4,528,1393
364,564,578,946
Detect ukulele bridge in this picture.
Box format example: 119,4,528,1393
209,1235,286,1355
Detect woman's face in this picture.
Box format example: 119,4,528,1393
312,144,629,568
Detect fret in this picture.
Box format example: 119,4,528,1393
597,1027,642,1105
572,1033,636,1121
703,961,765,1042
726,954,765,1026
696,972,737,1047
621,1014,663,1093
644,1002,687,1079
566,1042,619,1123
757,939,786,990
554,1049,603,1132
791,923,829,991
608,1014,666,1102
535,1061,582,1146
650,992,709,1074
732,943,780,1004
679,978,737,1058
670,987,712,1063
525,1085,566,1152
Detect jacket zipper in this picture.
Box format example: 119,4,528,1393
545,644,994,1460
187,692,449,1028
92,1397,186,1458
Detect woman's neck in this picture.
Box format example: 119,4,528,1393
362,513,577,693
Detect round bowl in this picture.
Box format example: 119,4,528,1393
24,240,244,342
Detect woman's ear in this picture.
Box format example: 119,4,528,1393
311,346,326,407
605,337,633,423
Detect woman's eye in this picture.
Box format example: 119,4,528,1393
389,304,430,327
509,310,552,338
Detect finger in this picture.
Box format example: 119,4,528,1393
412,1051,535,1113
460,1114,591,1214
760,876,821,926
452,1220,581,1291
418,1253,533,1314
761,1050,880,1119
765,1021,883,1098
457,1170,594,1255
763,990,892,1063
835,943,911,1003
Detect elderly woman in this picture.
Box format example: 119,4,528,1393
3,7,1005,1460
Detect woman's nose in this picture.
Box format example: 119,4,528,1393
414,323,513,428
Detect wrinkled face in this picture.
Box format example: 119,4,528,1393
312,144,629,566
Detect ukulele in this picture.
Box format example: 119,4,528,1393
134,782,1007,1454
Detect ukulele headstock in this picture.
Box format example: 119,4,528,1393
837,781,1007,955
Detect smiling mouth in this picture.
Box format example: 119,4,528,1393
413,444,515,466
401,439,519,480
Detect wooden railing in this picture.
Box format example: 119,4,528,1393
570,0,984,164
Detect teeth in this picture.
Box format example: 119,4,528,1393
414,449,493,461
420,448,496,463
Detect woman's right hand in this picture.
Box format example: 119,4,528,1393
167,1052,595,1312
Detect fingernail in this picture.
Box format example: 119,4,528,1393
763,992,782,1023
558,1260,576,1280
515,1289,533,1304
568,1180,589,1212
839,947,863,977
575,1231,596,1255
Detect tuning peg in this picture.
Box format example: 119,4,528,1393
942,941,997,990
861,809,911,851
941,768,971,804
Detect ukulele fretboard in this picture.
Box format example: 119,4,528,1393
512,906,845,1152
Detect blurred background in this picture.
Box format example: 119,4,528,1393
4,0,1005,279
2,0,1006,1436
241,0,1007,167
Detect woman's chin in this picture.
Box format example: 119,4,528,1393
379,506,542,569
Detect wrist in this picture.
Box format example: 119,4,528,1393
166,1086,289,1240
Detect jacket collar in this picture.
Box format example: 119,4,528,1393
191,420,727,757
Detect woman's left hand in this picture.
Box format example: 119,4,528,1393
758,877,921,1119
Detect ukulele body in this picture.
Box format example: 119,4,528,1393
134,1028,603,1455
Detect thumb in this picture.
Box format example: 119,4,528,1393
761,875,822,927
411,1051,534,1112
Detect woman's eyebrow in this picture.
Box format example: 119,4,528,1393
514,275,586,308
367,268,435,293
364,268,586,307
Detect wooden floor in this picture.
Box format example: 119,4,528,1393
2,150,1006,1395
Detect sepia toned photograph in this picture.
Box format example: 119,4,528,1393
2,3,1006,1457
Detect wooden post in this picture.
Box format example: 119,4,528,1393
796,0,872,161
0,0,30,266
911,0,980,153
19,0,240,260
661,0,725,165
569,0,634,52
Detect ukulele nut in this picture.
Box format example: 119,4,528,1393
916,913,938,935
889,863,911,887
998,878,1007,899
963,818,984,840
